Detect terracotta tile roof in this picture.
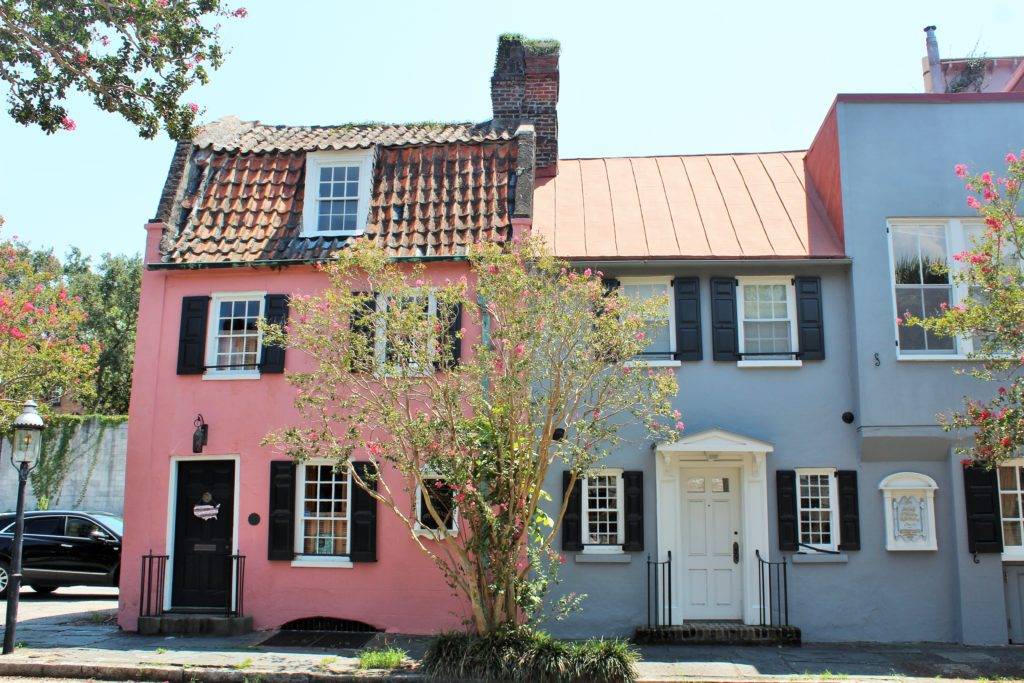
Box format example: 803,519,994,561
193,115,515,153
158,120,523,265
532,152,845,260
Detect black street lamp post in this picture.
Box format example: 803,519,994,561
2,400,44,655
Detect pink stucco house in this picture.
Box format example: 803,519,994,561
118,35,554,634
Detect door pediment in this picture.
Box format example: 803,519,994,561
657,428,774,454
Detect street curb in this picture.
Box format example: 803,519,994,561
0,661,427,682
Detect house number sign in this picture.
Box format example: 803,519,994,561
193,491,220,521
879,472,938,551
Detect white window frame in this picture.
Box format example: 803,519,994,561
203,291,266,381
886,218,998,361
618,276,680,368
292,460,354,569
735,276,801,368
581,468,625,554
414,476,459,539
301,150,375,237
998,458,1024,561
795,467,840,553
374,290,438,375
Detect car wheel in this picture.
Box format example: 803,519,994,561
0,561,9,599
29,585,57,596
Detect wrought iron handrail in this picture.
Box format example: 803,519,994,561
139,553,168,618
755,549,789,627
139,552,246,617
646,551,672,628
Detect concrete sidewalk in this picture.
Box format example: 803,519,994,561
2,588,1024,681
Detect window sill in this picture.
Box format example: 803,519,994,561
575,550,632,564
202,371,261,381
737,360,802,368
1002,551,1024,563
625,359,682,368
792,552,848,564
300,228,364,239
413,527,458,540
895,354,973,362
290,555,353,569
581,546,625,555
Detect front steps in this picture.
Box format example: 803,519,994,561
634,621,801,646
137,613,254,636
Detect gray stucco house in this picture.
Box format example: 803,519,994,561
532,83,1024,644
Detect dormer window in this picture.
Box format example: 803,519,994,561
302,150,374,236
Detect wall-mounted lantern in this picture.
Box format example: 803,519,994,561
193,414,209,454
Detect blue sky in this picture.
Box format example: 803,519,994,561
1,0,1020,260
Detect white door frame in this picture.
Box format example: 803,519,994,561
164,454,241,612
655,429,772,625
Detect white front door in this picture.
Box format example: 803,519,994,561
679,467,743,620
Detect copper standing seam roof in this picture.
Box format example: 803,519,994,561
532,152,845,260
155,117,526,265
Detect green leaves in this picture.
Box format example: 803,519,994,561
0,0,242,139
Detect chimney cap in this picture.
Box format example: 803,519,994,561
924,25,936,32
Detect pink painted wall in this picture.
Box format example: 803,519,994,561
117,223,477,633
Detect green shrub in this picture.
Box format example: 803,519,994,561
421,626,638,681
358,647,406,670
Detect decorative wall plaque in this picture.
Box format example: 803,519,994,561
879,472,938,551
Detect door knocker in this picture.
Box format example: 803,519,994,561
193,491,220,521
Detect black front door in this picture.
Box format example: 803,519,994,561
171,460,235,610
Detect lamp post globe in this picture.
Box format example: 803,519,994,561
3,399,45,655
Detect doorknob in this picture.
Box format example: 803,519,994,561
732,541,739,564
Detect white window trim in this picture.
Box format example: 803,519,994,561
999,457,1024,561
795,467,840,553
293,460,353,566
301,149,375,237
581,467,626,554
203,291,265,381
618,276,677,367
886,218,995,361
374,290,438,376
414,476,459,539
736,276,801,368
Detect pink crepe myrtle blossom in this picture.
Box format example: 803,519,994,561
148,35,160,45
513,342,526,357
231,7,248,17
955,164,968,177
100,36,110,46
967,196,981,209
583,268,592,277
188,102,200,114
76,53,88,64
9,327,26,340
1007,152,1019,164
61,116,76,131
675,421,686,431
981,171,993,185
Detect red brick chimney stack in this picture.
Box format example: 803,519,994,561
491,34,560,177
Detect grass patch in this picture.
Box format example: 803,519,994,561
422,625,638,681
155,647,168,654
231,657,254,670
358,647,406,670
314,656,337,672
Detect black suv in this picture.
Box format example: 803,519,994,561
0,511,122,596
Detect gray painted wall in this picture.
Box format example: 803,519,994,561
545,99,1024,644
0,419,128,515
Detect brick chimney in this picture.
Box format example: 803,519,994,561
491,34,560,177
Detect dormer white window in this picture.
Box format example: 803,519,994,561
302,150,374,236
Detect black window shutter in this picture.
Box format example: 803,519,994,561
710,277,738,361
601,278,621,295
836,470,860,551
260,294,289,373
561,471,583,551
350,461,378,562
672,277,702,361
776,470,798,551
795,276,825,360
435,302,463,371
176,296,210,374
964,465,1003,553
350,292,377,371
622,470,644,551
267,461,296,560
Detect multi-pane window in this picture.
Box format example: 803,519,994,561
796,469,838,551
209,297,263,373
737,277,797,360
316,165,360,232
584,472,623,547
620,279,674,359
298,464,350,556
891,224,954,353
999,464,1024,549
376,292,438,374
417,479,457,534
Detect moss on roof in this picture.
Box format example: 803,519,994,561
498,33,560,56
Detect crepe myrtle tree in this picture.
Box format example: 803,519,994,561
263,237,682,634
0,0,247,139
902,153,1024,465
0,218,98,431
